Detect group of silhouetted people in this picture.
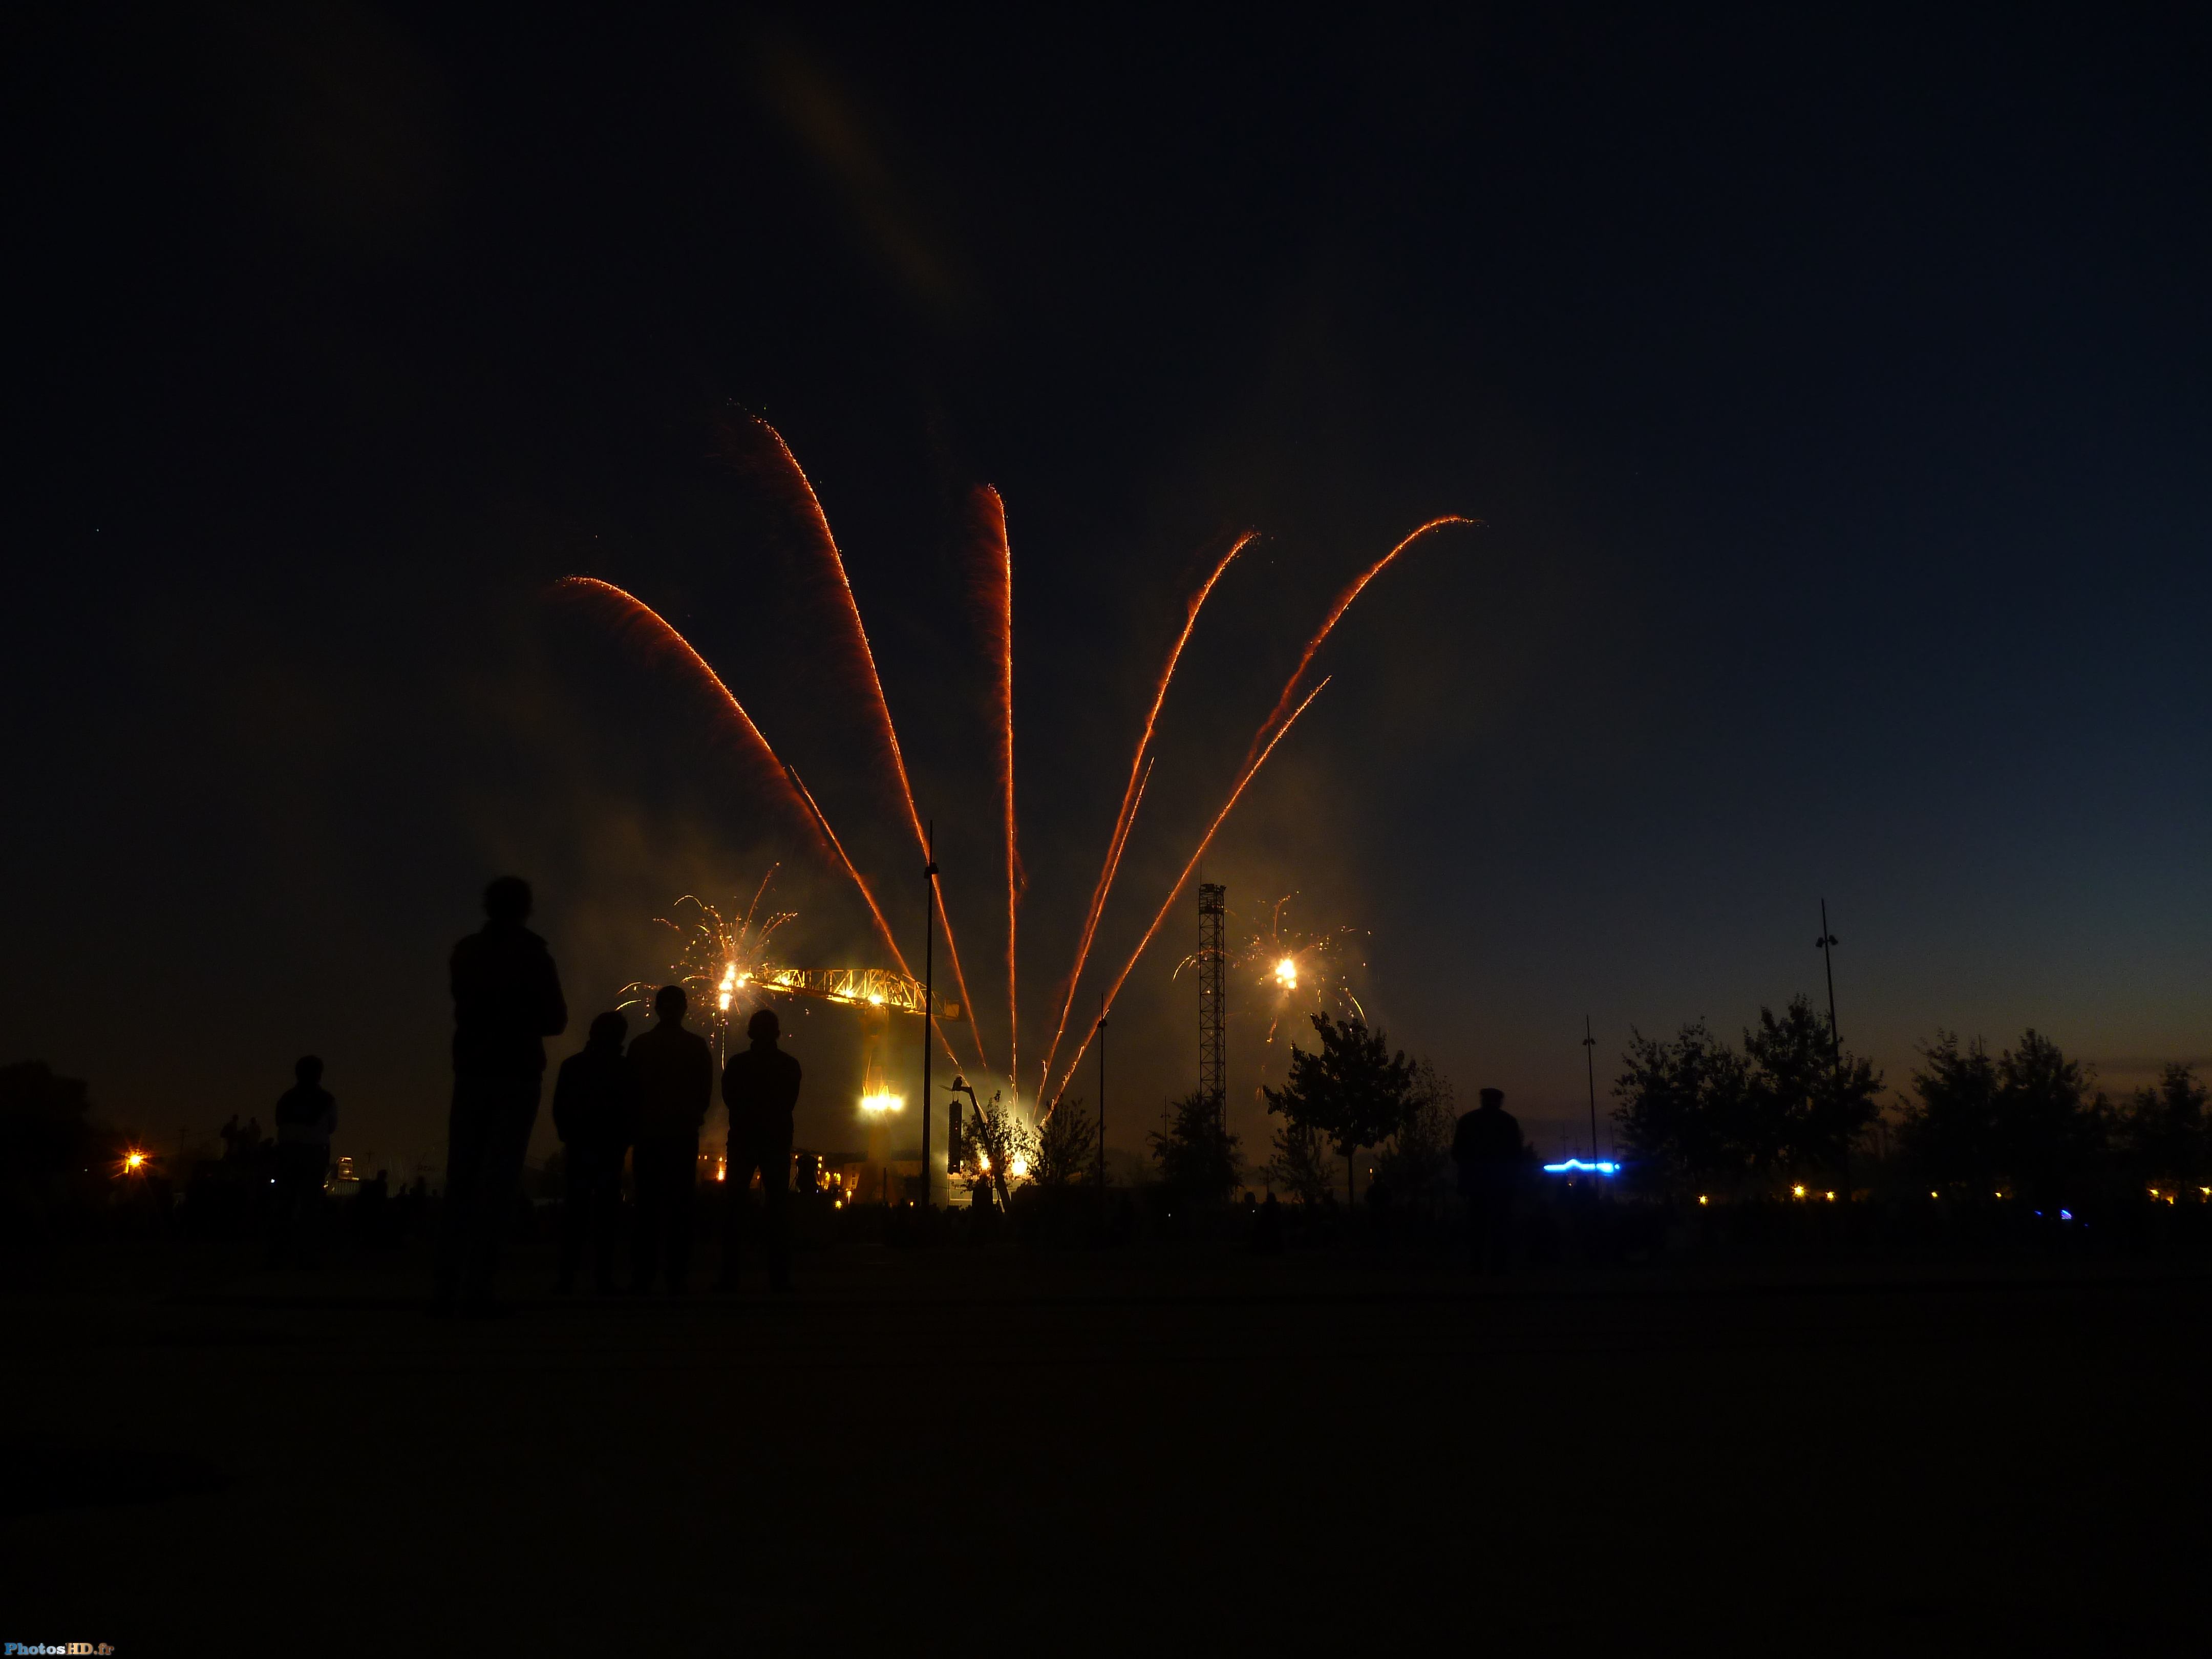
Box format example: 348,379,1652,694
254,875,1519,1306
438,875,804,1313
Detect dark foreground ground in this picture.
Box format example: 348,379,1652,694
6,1236,2207,1655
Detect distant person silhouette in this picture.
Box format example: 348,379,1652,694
269,1056,335,1264
627,985,713,1293
1453,1087,1524,1274
439,875,567,1313
552,1010,635,1294
718,1006,803,1292
1253,1189,1285,1254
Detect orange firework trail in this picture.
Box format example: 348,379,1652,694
550,577,820,837
553,576,965,1064
1034,531,1255,1103
748,416,992,1074
968,484,1020,1091
784,766,964,1071
1046,675,1332,1111
1243,517,1477,768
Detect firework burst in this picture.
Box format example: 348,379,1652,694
620,868,796,1049
565,419,1475,1119
1175,890,1367,1079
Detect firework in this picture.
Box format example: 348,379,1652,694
624,871,956,1077
745,416,991,1074
968,484,1020,1095
1035,532,1254,1102
1043,676,1333,1108
1179,893,1369,1099
567,423,1467,1120
619,870,796,1044
552,577,822,840
1243,517,1477,768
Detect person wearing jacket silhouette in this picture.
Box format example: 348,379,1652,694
439,876,566,1312
628,985,713,1293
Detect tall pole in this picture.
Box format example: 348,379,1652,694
1582,1015,1600,1161
1816,899,1841,1066
1816,898,1842,1197
922,821,938,1209
1096,993,1108,1211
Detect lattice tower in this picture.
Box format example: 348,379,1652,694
1197,882,1227,1120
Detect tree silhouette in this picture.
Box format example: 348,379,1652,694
1032,1096,1097,1188
1901,1033,2002,1189
960,1092,1034,1210
1613,1019,1748,1190
1901,1028,2110,1202
1742,996,1882,1183
1614,996,1879,1194
1264,1119,1334,1206
2121,1063,2207,1193
1376,1059,1457,1217
1263,1013,1418,1207
1991,1030,2108,1204
1150,1091,1241,1203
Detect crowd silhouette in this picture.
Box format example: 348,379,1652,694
436,875,810,1312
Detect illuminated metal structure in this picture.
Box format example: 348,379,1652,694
1197,882,1227,1124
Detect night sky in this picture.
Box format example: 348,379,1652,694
9,6,2208,1174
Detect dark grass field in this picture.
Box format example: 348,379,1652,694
7,1237,2207,1654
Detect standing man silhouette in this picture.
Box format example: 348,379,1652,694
552,1010,635,1294
440,875,567,1313
628,985,713,1293
270,1055,335,1264
1453,1087,1525,1275
719,1006,803,1292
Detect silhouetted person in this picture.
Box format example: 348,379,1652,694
269,1056,335,1264
1453,1087,1524,1274
718,1006,803,1292
628,985,712,1292
439,875,567,1313
553,1010,635,1294
1253,1189,1285,1254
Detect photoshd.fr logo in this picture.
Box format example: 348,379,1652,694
6,1645,114,1655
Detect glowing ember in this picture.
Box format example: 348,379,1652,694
1274,956,1299,991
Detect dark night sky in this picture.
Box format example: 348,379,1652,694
8,5,2209,1172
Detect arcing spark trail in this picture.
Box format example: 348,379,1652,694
562,421,1475,1120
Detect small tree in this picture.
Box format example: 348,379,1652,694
1899,1032,2002,1189
1375,1060,1457,1217
1615,998,1880,1196
1032,1097,1098,1188
1741,996,1883,1185
1150,1092,1241,1203
1265,1119,1335,1206
1263,1013,1418,1207
961,1091,1035,1210
1613,1019,1750,1192
2121,1063,2208,1192
1992,1030,2108,1204
1902,1028,2110,1202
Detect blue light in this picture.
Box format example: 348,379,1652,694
2059,1209,2073,1221
1541,1159,1619,1176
